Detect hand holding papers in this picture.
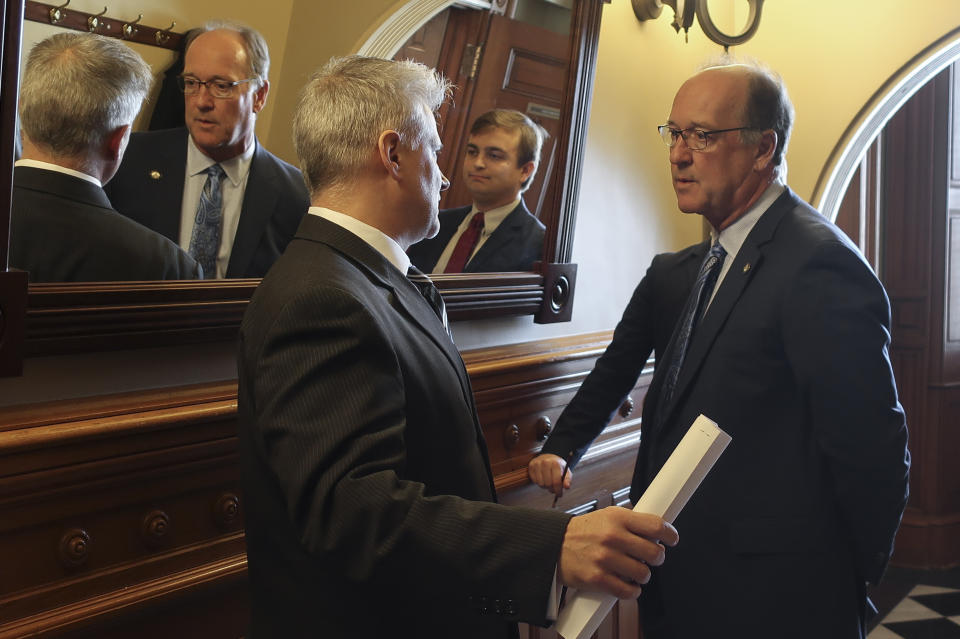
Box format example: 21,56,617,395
556,414,732,639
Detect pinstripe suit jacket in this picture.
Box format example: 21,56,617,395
238,214,571,638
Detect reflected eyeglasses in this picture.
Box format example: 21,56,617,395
177,76,258,99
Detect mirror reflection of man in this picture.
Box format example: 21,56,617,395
407,109,547,273
104,20,309,279
11,33,202,282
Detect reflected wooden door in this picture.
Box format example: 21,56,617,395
440,13,570,219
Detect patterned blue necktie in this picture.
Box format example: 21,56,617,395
657,241,727,415
189,164,227,279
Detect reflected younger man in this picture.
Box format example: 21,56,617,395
105,21,309,279
11,33,201,282
529,62,910,638
407,109,547,273
237,56,678,639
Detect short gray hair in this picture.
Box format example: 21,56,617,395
293,55,452,195
189,21,270,88
19,32,152,157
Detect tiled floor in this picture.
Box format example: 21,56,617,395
868,567,960,638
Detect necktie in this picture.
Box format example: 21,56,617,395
443,211,485,273
189,164,227,279
408,265,449,330
657,241,727,416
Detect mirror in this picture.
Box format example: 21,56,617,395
0,0,604,357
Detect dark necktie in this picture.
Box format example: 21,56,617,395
657,241,727,416
443,211,485,273
408,265,448,330
188,164,227,279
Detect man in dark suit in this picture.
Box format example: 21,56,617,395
11,33,201,282
238,55,678,639
529,62,910,638
104,21,308,279
407,109,546,273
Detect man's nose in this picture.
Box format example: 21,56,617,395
440,173,451,191
192,86,216,109
669,138,692,165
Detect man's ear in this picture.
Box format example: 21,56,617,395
754,129,778,172
377,130,403,181
519,160,536,185
104,124,132,163
252,80,269,114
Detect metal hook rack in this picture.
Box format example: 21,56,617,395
24,1,183,51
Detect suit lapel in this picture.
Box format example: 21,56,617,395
467,201,526,271
228,140,277,277
644,243,709,428
146,129,189,241
301,216,477,410
657,189,796,432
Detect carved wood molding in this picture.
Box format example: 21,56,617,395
0,547,247,638
21,275,552,355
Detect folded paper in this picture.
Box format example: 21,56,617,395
556,414,732,639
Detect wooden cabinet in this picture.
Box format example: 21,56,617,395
0,331,647,637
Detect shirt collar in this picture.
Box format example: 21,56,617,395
186,135,255,186
15,159,101,187
714,182,786,256
471,198,520,234
308,207,411,274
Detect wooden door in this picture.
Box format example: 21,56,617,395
439,13,570,218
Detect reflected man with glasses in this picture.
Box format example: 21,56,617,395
105,21,309,279
529,60,909,638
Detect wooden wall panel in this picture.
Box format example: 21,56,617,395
0,331,647,638
881,64,960,569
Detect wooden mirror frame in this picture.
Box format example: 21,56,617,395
0,0,604,365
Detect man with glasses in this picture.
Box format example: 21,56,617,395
105,21,308,279
11,33,201,282
529,61,909,638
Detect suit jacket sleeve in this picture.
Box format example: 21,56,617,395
243,283,571,624
781,239,909,583
540,260,662,465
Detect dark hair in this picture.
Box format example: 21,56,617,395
741,66,793,170
469,109,549,190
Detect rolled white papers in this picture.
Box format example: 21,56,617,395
555,414,731,639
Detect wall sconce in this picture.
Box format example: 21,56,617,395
632,0,765,49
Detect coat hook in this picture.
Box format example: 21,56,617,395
122,14,143,39
87,7,108,33
48,0,70,24
155,21,176,45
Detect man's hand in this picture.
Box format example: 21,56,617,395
558,507,678,599
528,453,572,496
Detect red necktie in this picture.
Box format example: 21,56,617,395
443,211,485,273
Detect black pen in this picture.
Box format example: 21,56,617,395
552,450,575,508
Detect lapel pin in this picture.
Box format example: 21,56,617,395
742,263,751,273
149,170,162,180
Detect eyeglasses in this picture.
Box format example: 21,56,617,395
657,125,755,151
177,76,258,99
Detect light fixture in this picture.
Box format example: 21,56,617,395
632,0,765,49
